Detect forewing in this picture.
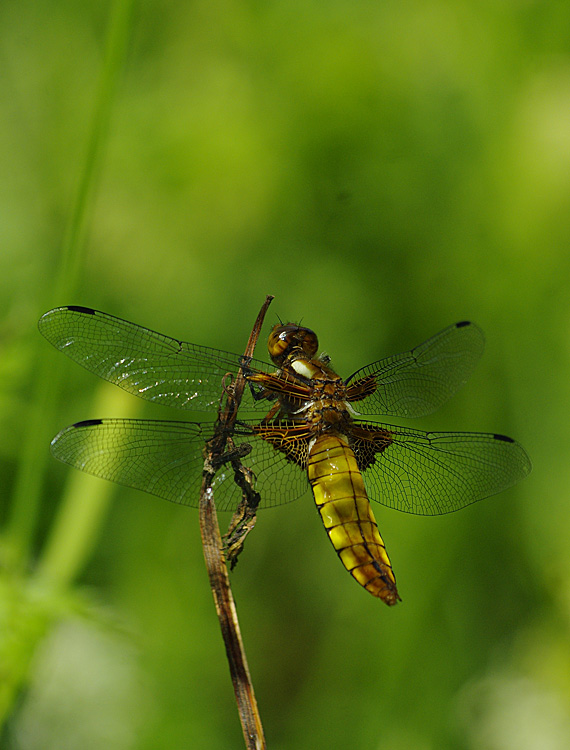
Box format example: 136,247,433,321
50,418,310,511
345,321,485,418
352,422,531,515
39,306,276,414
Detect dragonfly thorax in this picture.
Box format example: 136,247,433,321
291,363,352,431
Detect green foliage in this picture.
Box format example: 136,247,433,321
1,0,569,747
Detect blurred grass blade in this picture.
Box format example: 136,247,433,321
4,0,136,569
55,0,136,298
36,383,140,588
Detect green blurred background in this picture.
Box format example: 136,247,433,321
1,0,569,748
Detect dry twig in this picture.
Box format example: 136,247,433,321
199,295,274,750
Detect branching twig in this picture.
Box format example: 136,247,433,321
199,295,274,750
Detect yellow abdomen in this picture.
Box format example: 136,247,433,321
308,434,400,605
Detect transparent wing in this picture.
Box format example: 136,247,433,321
355,421,532,515
50,418,310,511
39,306,277,414
50,417,531,516
345,321,485,418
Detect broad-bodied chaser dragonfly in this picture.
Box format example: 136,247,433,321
39,307,531,605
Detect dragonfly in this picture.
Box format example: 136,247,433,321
39,306,531,605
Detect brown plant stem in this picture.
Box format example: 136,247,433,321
198,295,273,749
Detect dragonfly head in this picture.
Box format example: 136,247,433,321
268,324,319,365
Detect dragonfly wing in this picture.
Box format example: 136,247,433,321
51,418,310,511
39,306,275,413
351,421,531,515
345,321,485,418
52,419,209,507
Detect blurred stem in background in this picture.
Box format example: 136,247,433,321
36,386,140,590
3,0,135,569
0,0,136,734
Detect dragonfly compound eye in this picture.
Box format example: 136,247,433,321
268,324,319,364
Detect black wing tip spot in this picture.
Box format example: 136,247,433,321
493,433,514,443
66,305,96,314
73,418,104,428
456,320,471,328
